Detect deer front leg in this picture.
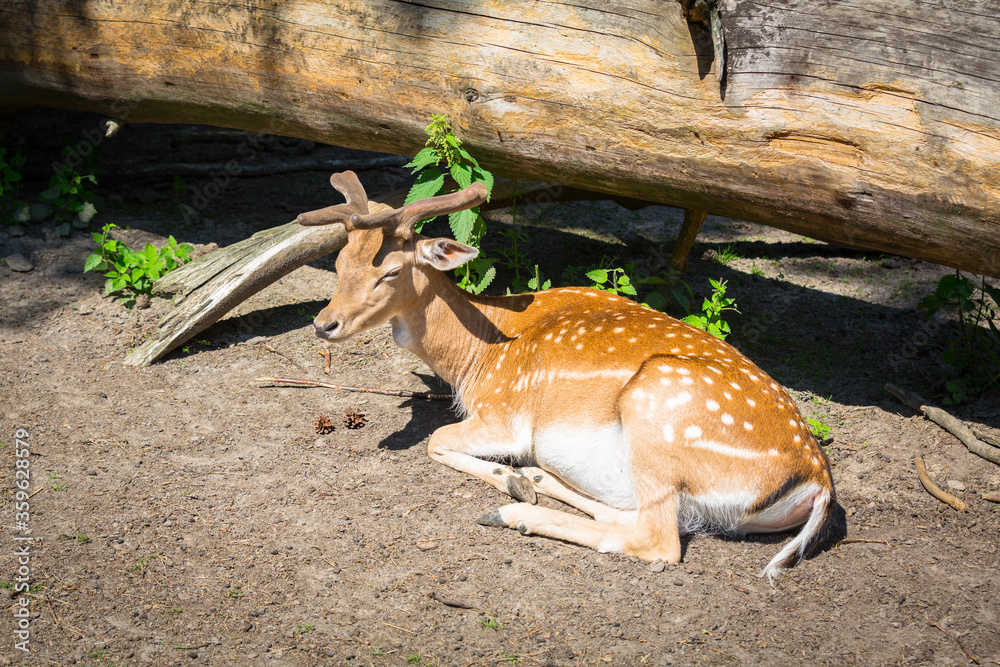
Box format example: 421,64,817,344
427,418,538,504
514,466,638,525
478,500,682,563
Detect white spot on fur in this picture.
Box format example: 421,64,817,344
744,421,753,431
706,399,720,411
746,398,756,407
665,391,693,409
721,413,734,425
730,382,741,390
684,425,702,439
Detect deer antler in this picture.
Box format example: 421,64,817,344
296,171,369,227
349,182,489,237
297,174,488,236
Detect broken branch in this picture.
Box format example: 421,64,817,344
255,376,451,400
915,454,968,512
884,384,1000,466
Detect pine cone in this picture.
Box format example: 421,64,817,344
342,407,367,430
313,415,334,435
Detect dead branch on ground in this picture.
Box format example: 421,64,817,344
915,454,968,512
255,376,450,401
883,384,1000,466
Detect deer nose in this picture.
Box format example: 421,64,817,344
314,317,342,338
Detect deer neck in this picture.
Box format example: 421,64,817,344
390,271,505,392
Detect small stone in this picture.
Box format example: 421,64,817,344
416,540,438,551
946,480,966,492
29,202,53,221
77,303,93,315
648,560,666,573
673,578,684,586
5,253,33,272
187,652,198,659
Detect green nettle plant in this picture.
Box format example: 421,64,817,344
404,115,495,294
671,278,739,340
43,145,100,235
85,223,193,307
0,145,28,227
918,271,1000,404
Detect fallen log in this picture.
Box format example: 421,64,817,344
1,1,999,277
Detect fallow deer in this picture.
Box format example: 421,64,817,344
298,171,836,579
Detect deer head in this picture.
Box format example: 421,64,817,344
297,171,488,341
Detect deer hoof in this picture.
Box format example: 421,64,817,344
476,511,507,528
507,475,537,505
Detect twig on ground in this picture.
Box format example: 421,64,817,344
318,349,331,374
972,428,1000,449
834,538,890,547
430,591,478,609
383,622,416,635
263,345,309,376
255,376,451,400
884,383,1000,466
926,614,979,664
981,492,1000,503
915,454,968,512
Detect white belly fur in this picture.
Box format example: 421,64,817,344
533,424,637,510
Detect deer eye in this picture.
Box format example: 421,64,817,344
376,267,402,286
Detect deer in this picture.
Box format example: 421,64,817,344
297,171,836,580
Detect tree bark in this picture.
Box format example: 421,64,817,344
2,0,999,277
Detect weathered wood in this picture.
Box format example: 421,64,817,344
122,215,353,366
669,209,708,274
3,1,999,277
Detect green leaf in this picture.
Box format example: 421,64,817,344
682,314,706,331
144,245,157,262
84,254,106,272
91,232,104,244
586,269,608,285
404,147,439,173
450,162,473,188
167,235,177,248
457,146,480,168
471,167,494,200
620,283,637,296
404,168,445,205
448,208,477,245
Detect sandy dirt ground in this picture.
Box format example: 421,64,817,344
1,110,999,666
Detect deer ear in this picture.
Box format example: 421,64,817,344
415,238,479,271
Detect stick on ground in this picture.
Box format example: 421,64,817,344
884,383,1000,466
915,454,968,512
255,376,451,400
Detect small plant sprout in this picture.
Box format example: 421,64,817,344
167,607,183,615
498,653,523,664
226,587,244,598
679,278,739,340
371,646,385,656
714,244,740,265
406,654,424,664
297,623,314,634
807,418,831,441
481,615,503,630
130,551,163,574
